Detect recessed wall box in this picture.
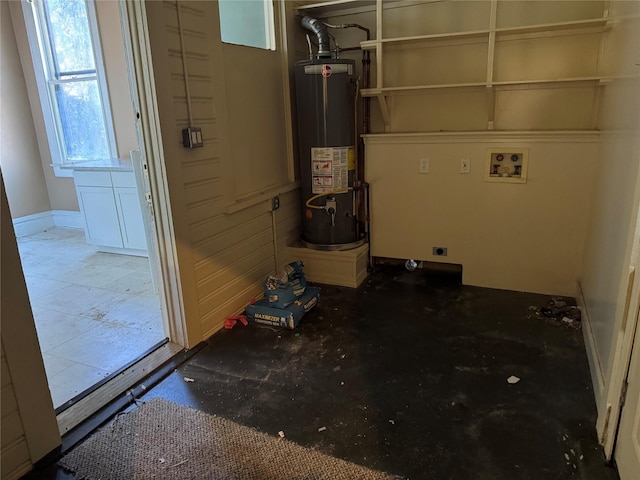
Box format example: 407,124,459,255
485,148,529,184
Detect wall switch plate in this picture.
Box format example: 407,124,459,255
182,127,203,148
420,158,430,174
460,159,470,174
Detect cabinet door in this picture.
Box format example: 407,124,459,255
113,187,147,251
76,186,123,248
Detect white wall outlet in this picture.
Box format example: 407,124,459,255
460,158,470,174
419,158,430,174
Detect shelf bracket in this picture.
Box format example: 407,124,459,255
376,93,391,132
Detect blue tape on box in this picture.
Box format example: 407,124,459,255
246,287,320,329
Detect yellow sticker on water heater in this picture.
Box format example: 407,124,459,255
348,147,355,171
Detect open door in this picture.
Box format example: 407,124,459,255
1,176,60,477
615,310,640,479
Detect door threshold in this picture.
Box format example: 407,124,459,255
56,341,184,435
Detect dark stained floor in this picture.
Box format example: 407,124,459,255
28,266,619,479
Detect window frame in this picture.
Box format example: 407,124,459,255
218,0,276,51
22,0,116,178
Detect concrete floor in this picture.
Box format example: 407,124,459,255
35,265,619,479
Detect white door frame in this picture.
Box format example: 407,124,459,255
599,161,640,460
118,1,189,348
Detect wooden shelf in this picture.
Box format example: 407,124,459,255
360,17,610,51
361,77,608,97
296,0,428,18
300,0,626,132
296,0,376,18
362,82,487,96
495,17,610,36
361,30,490,50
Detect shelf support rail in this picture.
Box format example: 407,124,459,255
485,0,498,130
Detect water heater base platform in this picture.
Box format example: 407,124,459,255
286,242,369,288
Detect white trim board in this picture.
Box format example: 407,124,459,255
12,210,82,237
12,211,54,237
577,282,606,413
52,210,83,229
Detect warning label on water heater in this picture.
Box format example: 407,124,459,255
311,147,355,194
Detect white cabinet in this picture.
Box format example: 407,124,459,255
113,187,147,250
73,170,147,255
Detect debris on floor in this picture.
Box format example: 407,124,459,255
529,297,581,329
507,375,521,384
318,426,327,432
224,314,248,330
278,430,286,438
183,377,195,383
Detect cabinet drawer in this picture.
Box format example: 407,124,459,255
111,171,136,188
73,170,112,187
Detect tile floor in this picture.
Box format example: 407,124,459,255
17,228,166,409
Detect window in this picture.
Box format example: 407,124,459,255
23,0,115,176
218,0,276,50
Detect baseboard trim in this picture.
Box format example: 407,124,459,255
12,211,54,237
12,210,83,236
52,210,83,229
577,282,605,413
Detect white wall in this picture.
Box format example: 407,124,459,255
580,1,640,413
365,133,598,296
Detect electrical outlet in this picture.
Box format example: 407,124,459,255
419,158,430,174
271,196,280,211
460,159,470,174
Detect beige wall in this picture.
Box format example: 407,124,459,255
5,0,138,215
365,134,598,296
223,43,289,197
140,0,299,346
0,0,50,219
580,1,640,412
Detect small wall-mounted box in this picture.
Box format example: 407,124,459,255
485,148,529,184
182,127,203,149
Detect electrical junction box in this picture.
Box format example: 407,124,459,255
182,127,203,149
485,148,529,184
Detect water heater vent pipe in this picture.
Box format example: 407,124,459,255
300,16,332,58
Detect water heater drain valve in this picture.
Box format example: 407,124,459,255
325,198,337,226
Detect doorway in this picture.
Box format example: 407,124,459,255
1,0,168,414
15,227,166,410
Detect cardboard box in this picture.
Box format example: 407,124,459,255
246,287,320,329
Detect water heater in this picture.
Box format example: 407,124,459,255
295,57,362,250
